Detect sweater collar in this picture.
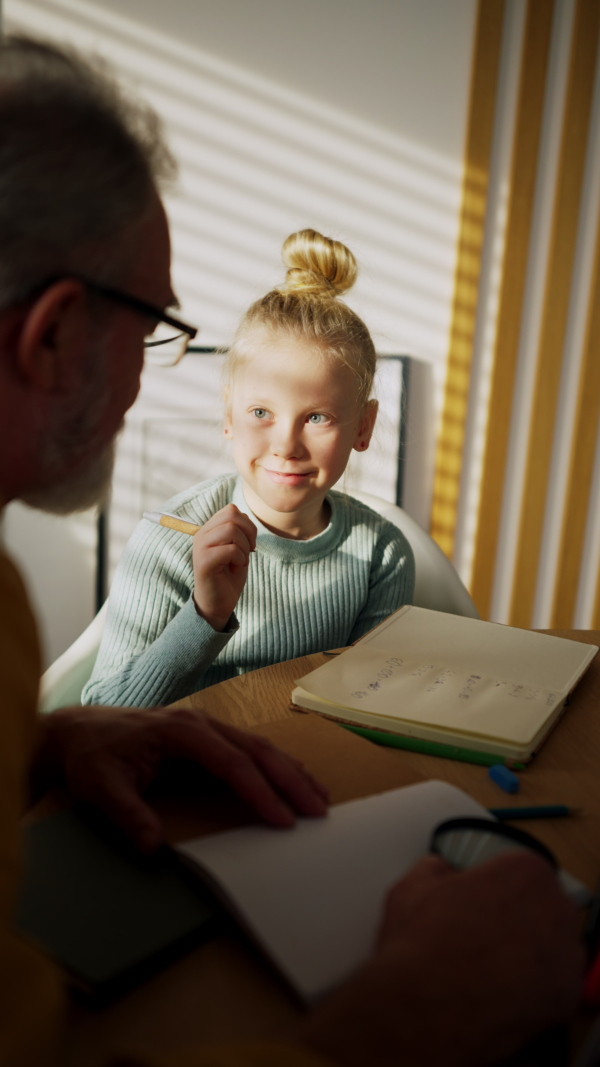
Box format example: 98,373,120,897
232,477,344,562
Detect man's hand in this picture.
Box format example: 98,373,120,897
33,705,328,852
192,504,256,631
298,852,584,1067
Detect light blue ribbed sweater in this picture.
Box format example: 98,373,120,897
82,475,415,708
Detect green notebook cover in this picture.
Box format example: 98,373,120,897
15,808,221,1004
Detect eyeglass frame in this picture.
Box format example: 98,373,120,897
36,274,199,366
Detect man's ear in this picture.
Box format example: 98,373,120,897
353,398,378,452
17,280,89,393
223,386,234,438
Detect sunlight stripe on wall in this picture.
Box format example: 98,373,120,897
554,213,600,626
429,0,505,560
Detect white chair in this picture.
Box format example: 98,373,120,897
350,490,480,620
39,601,108,713
40,493,479,712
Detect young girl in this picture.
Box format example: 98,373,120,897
82,230,415,708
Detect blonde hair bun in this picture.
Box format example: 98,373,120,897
281,229,357,296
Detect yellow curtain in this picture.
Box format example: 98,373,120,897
432,0,600,629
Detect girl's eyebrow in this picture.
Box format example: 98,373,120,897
246,400,336,413
239,387,351,413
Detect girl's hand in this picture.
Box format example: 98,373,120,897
192,504,257,631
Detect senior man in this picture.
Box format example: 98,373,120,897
0,35,583,1067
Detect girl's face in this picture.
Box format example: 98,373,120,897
224,332,376,539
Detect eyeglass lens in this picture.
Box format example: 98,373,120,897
144,321,189,366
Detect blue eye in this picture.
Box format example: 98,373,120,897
253,408,268,419
307,413,328,424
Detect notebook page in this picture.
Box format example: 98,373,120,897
368,607,595,690
295,607,597,744
177,781,487,1004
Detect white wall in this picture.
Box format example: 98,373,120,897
2,506,97,668
4,0,476,664
96,0,473,163
6,0,475,388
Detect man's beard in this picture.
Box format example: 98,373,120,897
21,437,117,514
20,338,119,515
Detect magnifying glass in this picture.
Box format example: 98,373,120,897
430,816,557,871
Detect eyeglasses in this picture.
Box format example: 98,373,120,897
71,275,199,367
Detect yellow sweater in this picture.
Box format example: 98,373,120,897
0,550,63,1066
0,549,330,1067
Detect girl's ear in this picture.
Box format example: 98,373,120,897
353,398,378,452
223,386,233,438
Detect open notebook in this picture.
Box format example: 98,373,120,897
176,779,590,1005
291,606,598,761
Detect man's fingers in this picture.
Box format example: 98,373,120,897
159,710,328,826
187,730,297,827
380,848,580,954
385,854,454,910
379,855,453,943
75,765,164,853
216,721,330,812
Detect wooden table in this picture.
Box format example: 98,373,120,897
176,630,600,889
65,631,600,1065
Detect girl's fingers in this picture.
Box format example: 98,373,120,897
197,543,250,574
199,505,257,551
194,523,254,566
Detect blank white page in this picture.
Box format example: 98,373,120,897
177,780,487,1004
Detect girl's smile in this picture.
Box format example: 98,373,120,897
261,468,313,485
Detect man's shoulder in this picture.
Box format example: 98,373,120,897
0,547,40,631
0,547,28,603
0,547,41,719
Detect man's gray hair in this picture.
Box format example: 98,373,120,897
0,35,176,310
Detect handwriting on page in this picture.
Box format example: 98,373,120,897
351,656,404,698
350,658,557,706
494,680,556,706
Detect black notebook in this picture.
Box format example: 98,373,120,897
15,807,221,1004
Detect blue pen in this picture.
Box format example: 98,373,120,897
488,805,580,820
